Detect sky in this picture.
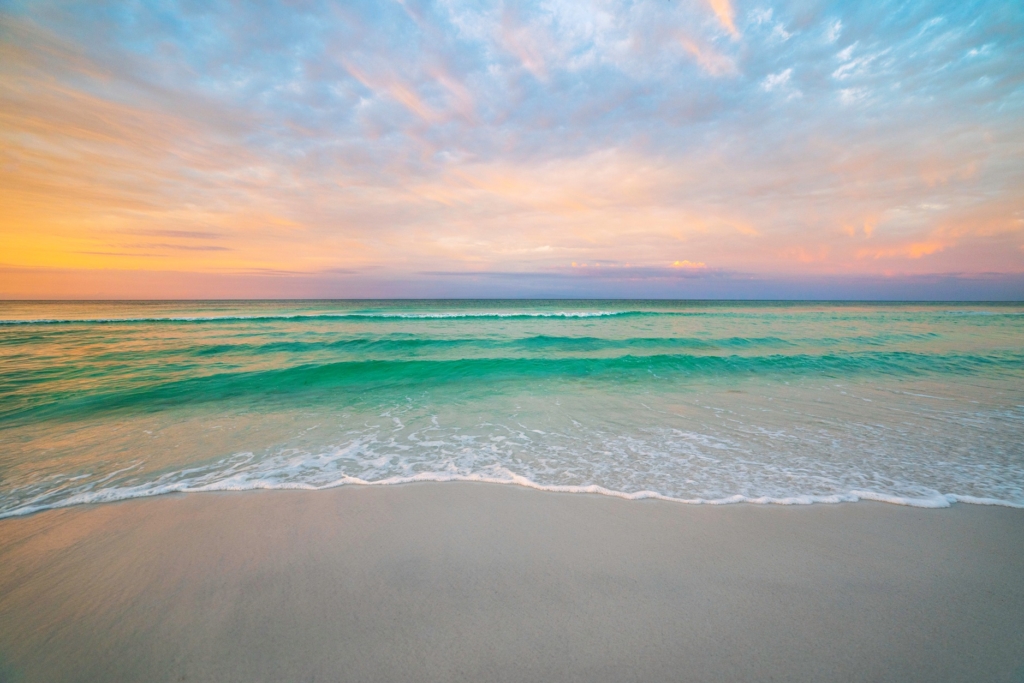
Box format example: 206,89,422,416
1,0,1023,299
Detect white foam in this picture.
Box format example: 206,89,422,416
0,311,643,325
3,335,1022,519
3,468,1023,519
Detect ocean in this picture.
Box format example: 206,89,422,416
1,300,1022,516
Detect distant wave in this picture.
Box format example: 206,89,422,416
137,335,798,358
174,332,949,357
0,310,688,325
0,332,947,357
5,307,1023,327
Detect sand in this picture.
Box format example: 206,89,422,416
1,483,1022,683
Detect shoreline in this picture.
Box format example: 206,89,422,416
5,474,1023,520
2,482,1023,682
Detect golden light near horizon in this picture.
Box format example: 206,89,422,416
1,0,1022,298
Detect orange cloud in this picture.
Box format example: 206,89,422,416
341,60,440,123
857,241,948,260
431,69,476,121
706,0,739,38
500,11,550,79
768,245,832,264
678,38,736,76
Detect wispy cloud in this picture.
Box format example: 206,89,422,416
1,0,1022,297
706,0,739,38
761,68,792,91
678,37,737,76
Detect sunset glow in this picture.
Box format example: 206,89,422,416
1,0,1022,298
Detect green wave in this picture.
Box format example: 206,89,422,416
3,351,1022,426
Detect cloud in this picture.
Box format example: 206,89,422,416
706,0,739,38
761,68,792,91
499,9,552,79
342,59,442,123
858,241,948,260
826,20,843,43
0,0,1022,296
832,48,890,80
750,8,791,42
678,38,737,77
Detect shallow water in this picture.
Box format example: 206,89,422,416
1,300,1022,516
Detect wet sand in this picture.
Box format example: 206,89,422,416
1,483,1022,683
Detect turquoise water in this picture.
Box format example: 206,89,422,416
1,300,1023,516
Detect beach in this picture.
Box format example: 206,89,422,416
5,0,1024,677
2,483,1022,683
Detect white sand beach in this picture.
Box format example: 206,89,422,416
1,483,1022,683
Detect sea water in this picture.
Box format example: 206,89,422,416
1,300,1022,517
